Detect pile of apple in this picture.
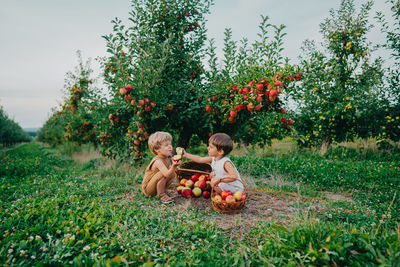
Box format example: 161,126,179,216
177,173,212,199
213,189,247,204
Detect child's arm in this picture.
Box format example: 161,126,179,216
183,151,212,164
153,159,181,180
211,161,238,186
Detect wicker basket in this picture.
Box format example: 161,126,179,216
211,178,248,214
176,161,212,182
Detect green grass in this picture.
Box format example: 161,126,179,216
0,142,399,266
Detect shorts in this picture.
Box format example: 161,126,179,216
142,171,165,197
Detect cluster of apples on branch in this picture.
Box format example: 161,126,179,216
177,173,212,199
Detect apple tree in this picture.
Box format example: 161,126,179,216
376,0,400,145
288,0,384,151
98,0,212,162
203,16,301,147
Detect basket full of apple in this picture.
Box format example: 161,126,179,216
176,160,213,199
211,178,248,214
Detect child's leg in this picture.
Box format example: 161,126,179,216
157,177,173,203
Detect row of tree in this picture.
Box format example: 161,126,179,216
38,0,400,163
0,106,31,147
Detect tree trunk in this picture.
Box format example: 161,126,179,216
174,131,193,155
240,139,250,155
320,135,331,155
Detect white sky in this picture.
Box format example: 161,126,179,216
0,0,393,129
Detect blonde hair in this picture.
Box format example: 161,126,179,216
148,131,172,155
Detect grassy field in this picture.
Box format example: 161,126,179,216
0,142,399,266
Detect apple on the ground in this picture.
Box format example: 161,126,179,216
176,185,185,194
181,187,192,198
192,187,202,197
185,180,194,188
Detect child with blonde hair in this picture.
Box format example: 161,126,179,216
183,133,244,194
142,131,181,203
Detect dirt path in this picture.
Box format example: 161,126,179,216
0,142,27,154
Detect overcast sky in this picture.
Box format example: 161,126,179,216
0,0,393,129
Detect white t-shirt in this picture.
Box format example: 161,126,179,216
211,157,244,193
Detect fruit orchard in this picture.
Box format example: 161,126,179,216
38,0,400,160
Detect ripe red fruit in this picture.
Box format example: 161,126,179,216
256,95,262,102
238,88,243,94
205,106,212,112
295,74,302,79
288,119,294,125
144,98,149,104
247,103,254,111
275,81,282,87
202,191,210,198
235,105,241,111
125,84,132,92
185,12,190,17
248,81,254,86
134,140,140,145
221,190,232,200
125,95,132,102
256,83,263,90
138,99,145,106
150,102,156,108
232,85,238,91
190,173,200,182
243,87,249,94
243,95,249,100
281,117,287,123
131,100,136,106
224,100,228,105
181,188,192,198
255,104,261,111
230,110,237,117
180,179,188,186
119,88,127,95
145,106,150,112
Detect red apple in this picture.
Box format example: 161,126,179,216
119,88,127,95
198,181,206,190
198,174,206,182
221,190,232,200
190,173,200,182
180,179,187,186
203,191,210,198
125,84,132,92
181,188,192,198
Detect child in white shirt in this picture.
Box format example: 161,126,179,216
183,133,244,194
